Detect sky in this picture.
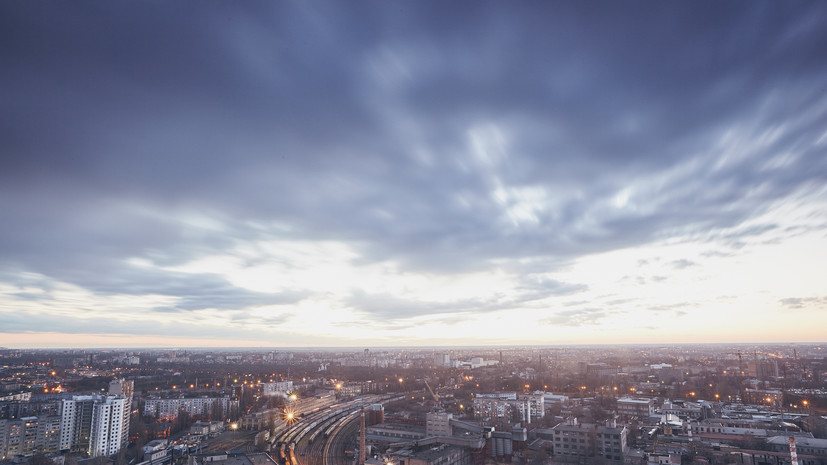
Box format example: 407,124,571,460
1,2,826,349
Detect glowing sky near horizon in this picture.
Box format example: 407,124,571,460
1,2,826,348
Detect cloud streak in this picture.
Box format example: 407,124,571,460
1,1,827,346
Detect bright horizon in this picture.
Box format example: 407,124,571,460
2,3,827,349
2,340,824,351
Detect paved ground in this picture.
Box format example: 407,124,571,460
203,429,259,453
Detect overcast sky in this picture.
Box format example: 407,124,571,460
1,2,826,349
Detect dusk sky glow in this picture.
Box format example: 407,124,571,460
1,2,826,348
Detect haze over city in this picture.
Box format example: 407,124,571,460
1,2,827,348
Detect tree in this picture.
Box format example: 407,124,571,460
173,410,191,435
114,448,127,465
210,401,224,421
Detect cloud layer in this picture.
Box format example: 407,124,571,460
1,2,826,347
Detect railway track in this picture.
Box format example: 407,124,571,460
270,394,403,465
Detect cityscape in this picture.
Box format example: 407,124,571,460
0,345,825,465
2,3,827,465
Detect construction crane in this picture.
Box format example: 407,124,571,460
729,352,744,374
424,379,440,404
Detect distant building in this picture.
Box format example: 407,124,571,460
239,410,276,431
552,418,594,461
365,423,427,443
0,415,61,459
144,396,236,420
0,398,62,419
426,412,452,438
596,420,628,464
585,363,618,378
260,381,293,396
337,383,362,397
767,437,827,465
434,354,452,368
187,451,278,465
386,443,470,465
743,389,783,407
551,418,628,464
0,392,32,403
490,431,514,461
367,404,384,426
660,401,704,420
617,397,654,418
190,420,224,438
473,392,544,424
540,392,570,409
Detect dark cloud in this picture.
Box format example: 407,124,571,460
345,276,586,322
1,1,826,334
0,310,268,341
0,266,304,312
779,297,827,310
670,260,696,269
514,278,589,301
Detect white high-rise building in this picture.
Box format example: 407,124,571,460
108,379,133,450
88,396,129,457
60,393,131,456
60,396,94,452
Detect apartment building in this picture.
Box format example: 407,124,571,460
473,392,544,424
61,395,130,456
143,396,236,420
552,418,629,464
0,416,60,459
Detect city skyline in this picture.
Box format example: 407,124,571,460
2,2,827,349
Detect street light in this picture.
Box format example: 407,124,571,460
285,410,295,433
231,423,238,438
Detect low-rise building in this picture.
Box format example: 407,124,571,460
187,452,278,465
767,437,827,465
386,443,470,465
617,397,654,418
366,423,427,443
190,421,225,438
426,412,452,438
